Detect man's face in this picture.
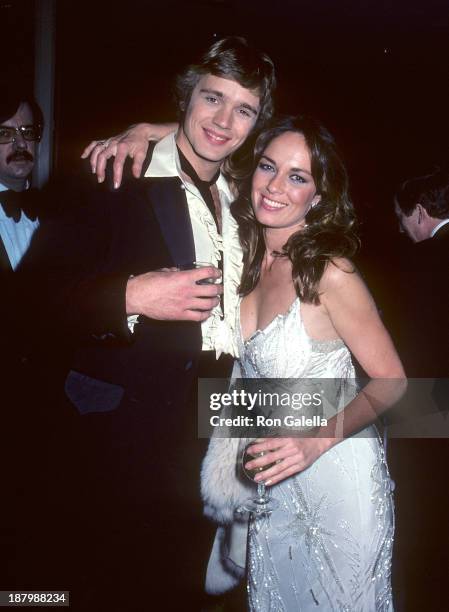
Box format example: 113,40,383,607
176,74,260,178
0,102,36,191
394,200,427,242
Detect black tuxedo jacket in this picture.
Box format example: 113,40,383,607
7,167,214,599
17,163,203,425
396,222,449,377
1,187,55,390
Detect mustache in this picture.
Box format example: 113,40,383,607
7,150,34,164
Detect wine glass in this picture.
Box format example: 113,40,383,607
178,261,222,285
193,261,222,285
237,443,279,515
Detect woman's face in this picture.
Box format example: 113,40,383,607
251,131,320,232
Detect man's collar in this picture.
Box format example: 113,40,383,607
144,132,179,178
177,145,220,188
144,131,233,201
430,218,449,237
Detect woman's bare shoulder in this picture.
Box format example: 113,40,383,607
320,257,358,291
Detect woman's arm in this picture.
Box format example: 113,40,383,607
320,259,404,378
245,260,406,485
81,122,178,188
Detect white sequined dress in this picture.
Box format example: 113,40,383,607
236,297,395,612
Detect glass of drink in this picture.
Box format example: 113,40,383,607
178,261,222,285
193,261,221,285
238,443,279,515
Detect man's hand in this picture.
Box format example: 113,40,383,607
126,267,222,322
81,122,177,189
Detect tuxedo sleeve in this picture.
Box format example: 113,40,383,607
16,185,131,344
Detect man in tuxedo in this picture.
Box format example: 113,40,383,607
388,168,449,611
1,93,39,373
0,93,48,379
0,93,43,273
0,92,55,591
394,167,449,377
18,37,275,608
0,91,53,410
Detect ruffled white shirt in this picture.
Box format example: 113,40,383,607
129,132,242,357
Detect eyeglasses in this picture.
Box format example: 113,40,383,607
0,124,42,144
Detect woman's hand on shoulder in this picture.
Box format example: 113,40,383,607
244,437,335,486
81,122,178,188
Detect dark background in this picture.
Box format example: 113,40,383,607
2,2,449,609
3,0,449,276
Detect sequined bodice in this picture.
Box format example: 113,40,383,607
236,297,356,379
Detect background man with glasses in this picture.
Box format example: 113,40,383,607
0,90,48,592
0,91,43,271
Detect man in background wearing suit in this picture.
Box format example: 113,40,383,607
1,91,42,395
389,168,449,611
394,167,449,378
0,92,43,272
0,90,82,599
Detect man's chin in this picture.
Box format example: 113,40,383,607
195,144,237,164
8,163,33,177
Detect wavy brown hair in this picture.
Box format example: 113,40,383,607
232,115,359,304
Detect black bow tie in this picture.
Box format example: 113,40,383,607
0,189,39,222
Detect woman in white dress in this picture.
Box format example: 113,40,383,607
202,115,405,611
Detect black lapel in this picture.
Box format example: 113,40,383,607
105,142,157,190
145,177,196,267
0,236,12,273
